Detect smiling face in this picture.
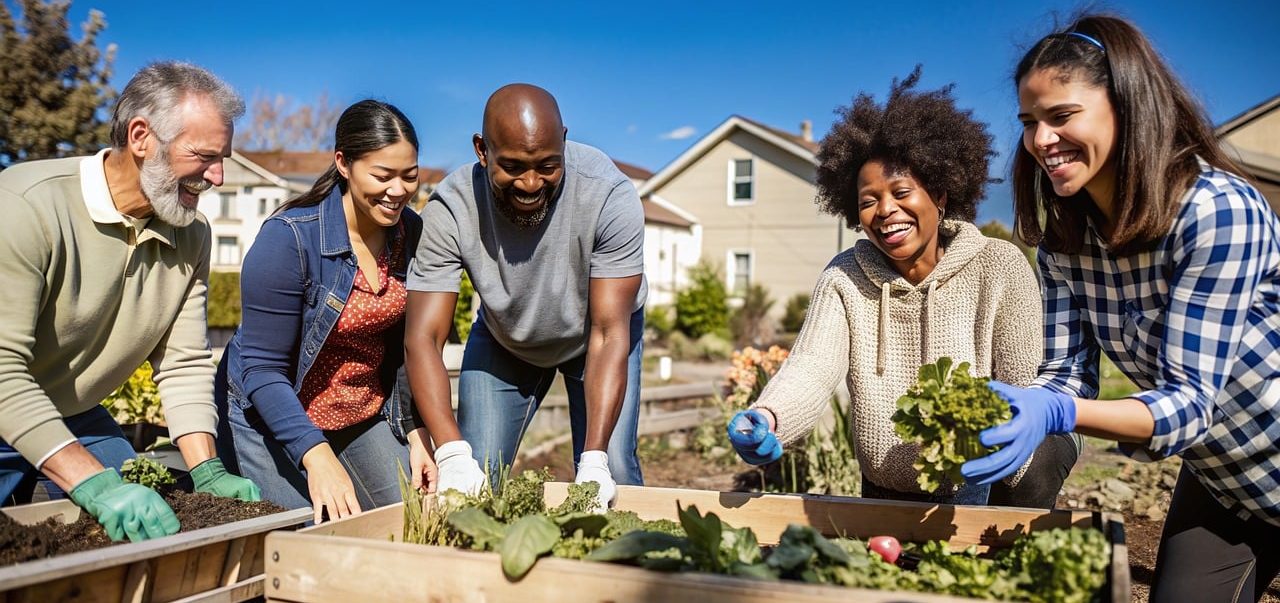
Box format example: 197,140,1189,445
140,94,233,227
857,160,944,281
337,139,419,231
1018,67,1118,210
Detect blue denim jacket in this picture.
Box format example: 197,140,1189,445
219,187,422,465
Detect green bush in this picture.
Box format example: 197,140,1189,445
675,262,729,339
781,293,810,333
644,305,675,343
208,271,241,328
695,333,733,361
101,362,164,425
452,270,475,343
730,284,775,348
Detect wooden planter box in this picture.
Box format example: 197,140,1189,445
264,484,1128,603
0,499,311,603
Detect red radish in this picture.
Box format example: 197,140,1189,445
868,536,902,564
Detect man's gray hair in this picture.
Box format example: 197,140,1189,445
109,61,244,148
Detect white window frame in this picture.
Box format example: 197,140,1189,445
727,157,755,206
215,236,241,266
726,249,754,299
219,192,237,220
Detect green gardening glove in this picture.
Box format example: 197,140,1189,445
69,469,180,542
190,458,262,501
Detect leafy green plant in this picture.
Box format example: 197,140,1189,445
100,362,164,425
892,357,1011,492
781,293,810,333
675,261,729,339
644,305,675,343
729,283,775,348
120,456,175,490
452,270,475,343
207,271,241,328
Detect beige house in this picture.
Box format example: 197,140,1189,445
195,152,301,271
1217,94,1280,211
638,116,852,311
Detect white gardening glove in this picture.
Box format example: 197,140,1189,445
574,450,616,513
433,440,488,496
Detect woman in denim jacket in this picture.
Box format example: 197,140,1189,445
217,100,433,523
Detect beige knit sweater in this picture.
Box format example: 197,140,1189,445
753,221,1042,494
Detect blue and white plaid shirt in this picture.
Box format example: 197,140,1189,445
1032,161,1280,527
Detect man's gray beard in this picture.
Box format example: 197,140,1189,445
139,146,200,227
494,188,552,230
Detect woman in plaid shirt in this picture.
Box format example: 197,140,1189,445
961,14,1280,601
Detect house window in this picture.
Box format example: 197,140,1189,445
219,193,236,219
730,251,752,297
729,158,753,204
216,236,240,266
258,198,270,216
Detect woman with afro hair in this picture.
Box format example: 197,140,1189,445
726,67,1078,507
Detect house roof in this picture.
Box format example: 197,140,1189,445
223,151,292,188
642,194,696,227
1223,142,1280,183
638,115,818,196
613,159,654,181
237,149,447,187
1215,93,1280,138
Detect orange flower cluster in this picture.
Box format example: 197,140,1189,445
722,345,790,409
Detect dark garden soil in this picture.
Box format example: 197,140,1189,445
521,437,1280,603
0,490,285,567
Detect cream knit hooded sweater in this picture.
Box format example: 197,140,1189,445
752,220,1043,494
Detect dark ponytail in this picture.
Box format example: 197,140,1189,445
278,99,419,212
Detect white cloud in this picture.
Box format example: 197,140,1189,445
659,125,697,140
626,124,638,134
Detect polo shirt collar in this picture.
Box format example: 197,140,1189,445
79,149,178,248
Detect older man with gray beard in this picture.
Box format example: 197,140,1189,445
0,62,260,542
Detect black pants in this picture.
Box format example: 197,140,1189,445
987,432,1081,509
1150,465,1280,603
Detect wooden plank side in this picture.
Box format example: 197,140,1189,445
0,507,311,592
0,499,81,525
166,577,265,603
546,483,1096,549
265,531,976,603
150,541,230,602
0,565,128,603
295,502,404,541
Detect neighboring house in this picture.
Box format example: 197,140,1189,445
637,115,852,312
239,149,448,211
614,159,703,307
1217,94,1280,212
196,151,300,271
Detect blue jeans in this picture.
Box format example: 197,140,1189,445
458,308,644,487
0,406,137,505
219,398,411,512
861,477,991,506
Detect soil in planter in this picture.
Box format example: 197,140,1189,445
0,490,286,567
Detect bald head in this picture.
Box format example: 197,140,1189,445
481,83,564,151
474,84,568,229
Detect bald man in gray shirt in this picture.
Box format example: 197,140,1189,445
405,84,645,511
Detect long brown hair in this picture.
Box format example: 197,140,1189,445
1011,14,1244,255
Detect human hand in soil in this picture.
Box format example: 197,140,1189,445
408,428,437,493
434,440,487,496
301,444,361,524
190,458,262,501
727,409,783,465
69,469,180,542
961,381,1077,486
575,450,616,513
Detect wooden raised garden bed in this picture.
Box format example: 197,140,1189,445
264,484,1128,603
0,498,311,603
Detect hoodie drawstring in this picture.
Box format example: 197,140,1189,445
878,283,889,375
923,280,938,366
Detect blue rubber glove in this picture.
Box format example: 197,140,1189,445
961,381,1077,485
727,409,783,465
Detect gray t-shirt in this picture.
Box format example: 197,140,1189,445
408,141,647,367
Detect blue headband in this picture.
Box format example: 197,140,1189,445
1065,31,1105,52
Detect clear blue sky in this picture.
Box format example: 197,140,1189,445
47,0,1280,225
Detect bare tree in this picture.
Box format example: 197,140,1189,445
235,90,339,151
